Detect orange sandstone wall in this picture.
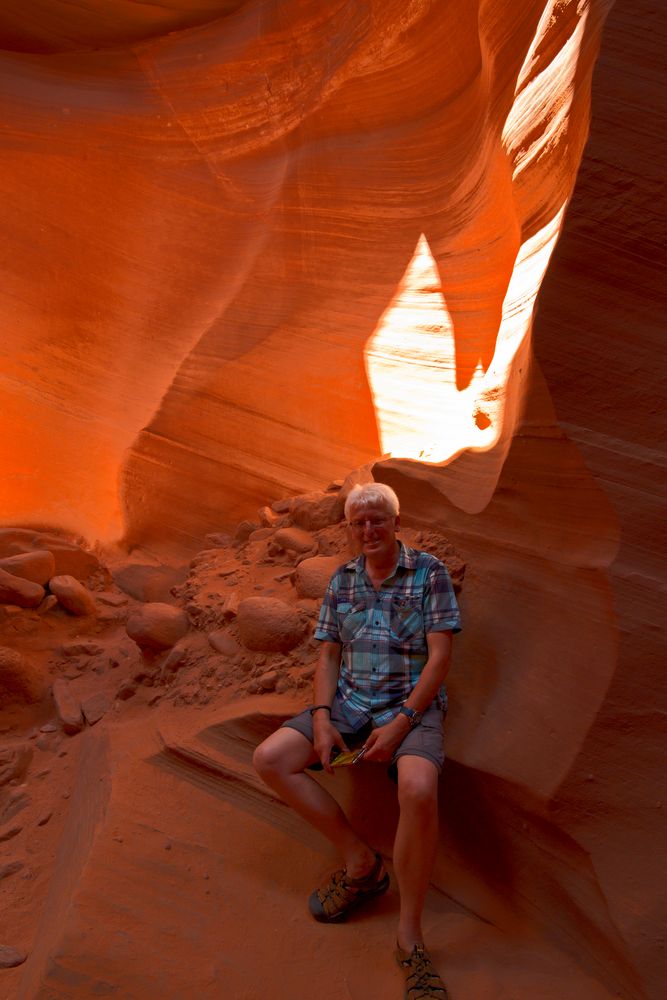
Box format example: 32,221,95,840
1,2,665,997
1,0,611,550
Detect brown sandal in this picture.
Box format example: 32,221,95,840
396,944,449,999
308,852,389,922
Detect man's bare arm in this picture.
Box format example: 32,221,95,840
312,641,349,772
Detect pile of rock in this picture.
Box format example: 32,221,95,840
0,529,104,616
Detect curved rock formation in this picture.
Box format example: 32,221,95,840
1,0,610,549
1,1,664,999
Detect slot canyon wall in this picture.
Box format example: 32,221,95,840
1,1,665,999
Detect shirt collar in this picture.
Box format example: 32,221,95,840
345,541,416,574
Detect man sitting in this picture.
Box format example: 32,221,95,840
253,482,461,998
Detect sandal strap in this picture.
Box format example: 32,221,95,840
316,852,385,916
397,945,449,999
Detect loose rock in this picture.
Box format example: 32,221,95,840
36,538,101,580
0,647,47,706
52,679,84,734
0,550,55,585
112,564,187,603
258,670,279,691
208,631,242,657
273,526,317,554
126,603,190,651
290,492,344,531
49,575,97,616
0,945,27,969
294,555,343,600
163,644,188,673
234,520,257,543
0,568,45,609
115,681,137,701
81,691,111,726
237,597,308,653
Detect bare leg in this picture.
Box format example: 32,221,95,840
253,728,376,875
393,755,440,950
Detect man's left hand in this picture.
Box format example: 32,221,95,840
362,716,410,762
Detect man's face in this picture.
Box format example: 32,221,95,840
347,501,399,564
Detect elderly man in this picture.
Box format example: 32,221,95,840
253,483,461,999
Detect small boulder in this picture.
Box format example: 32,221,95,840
290,492,344,531
115,681,137,701
258,670,279,692
273,526,317,554
248,528,274,542
0,945,27,969
33,536,101,580
257,506,279,527
126,603,190,652
204,531,233,547
294,556,342,600
237,597,307,653
270,498,293,514
0,647,47,706
220,592,239,621
52,679,84,734
36,595,59,615
163,643,188,673
0,550,55,586
234,520,257,543
0,568,44,609
0,528,38,557
49,576,97,616
112,564,187,603
208,630,242,657
81,691,111,726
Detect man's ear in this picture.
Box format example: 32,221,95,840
394,514,401,532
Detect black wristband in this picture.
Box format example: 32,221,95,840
309,704,332,716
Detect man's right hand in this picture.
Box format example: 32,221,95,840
313,716,349,774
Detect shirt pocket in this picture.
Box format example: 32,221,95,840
337,601,368,642
390,596,424,646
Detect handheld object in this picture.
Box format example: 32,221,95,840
330,747,367,767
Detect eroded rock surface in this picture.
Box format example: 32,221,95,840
0,2,663,999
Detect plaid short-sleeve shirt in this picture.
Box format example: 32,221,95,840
314,543,461,729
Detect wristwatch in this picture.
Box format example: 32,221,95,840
398,706,423,729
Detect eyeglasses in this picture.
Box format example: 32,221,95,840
347,516,392,531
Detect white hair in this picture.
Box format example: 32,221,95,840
344,483,400,519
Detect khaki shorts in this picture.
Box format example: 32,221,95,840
282,700,445,777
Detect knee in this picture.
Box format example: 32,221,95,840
252,740,277,778
398,771,438,817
